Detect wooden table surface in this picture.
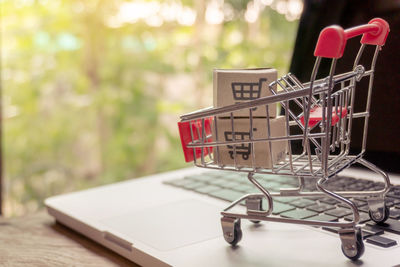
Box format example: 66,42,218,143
0,211,139,266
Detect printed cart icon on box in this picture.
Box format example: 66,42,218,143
231,78,267,101
224,130,256,160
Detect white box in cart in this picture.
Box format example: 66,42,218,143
213,116,287,168
213,68,278,117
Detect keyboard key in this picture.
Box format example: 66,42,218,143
241,185,259,193
275,197,299,204
276,176,298,184
362,225,384,236
344,212,371,224
325,184,346,191
354,181,373,190
385,197,400,207
165,178,194,187
325,208,353,218
186,174,216,182
389,193,400,199
182,181,207,190
280,209,318,219
290,199,316,208
307,214,338,222
358,205,370,213
307,203,335,213
361,231,374,240
387,186,400,199
352,199,368,206
345,183,367,191
208,189,244,202
390,208,400,219
367,219,400,235
208,179,230,186
354,197,368,202
257,174,290,183
304,184,318,192
194,185,221,194
222,181,243,190
338,199,367,208
304,196,324,201
208,171,228,178
357,180,375,188
239,179,253,186
271,202,296,215
370,186,385,191
260,199,296,215
370,182,385,190
319,197,339,205
366,235,397,248
258,181,282,191
253,174,273,181
222,173,246,182
341,177,358,184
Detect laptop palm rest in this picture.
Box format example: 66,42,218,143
100,199,222,251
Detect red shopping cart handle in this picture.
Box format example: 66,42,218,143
178,118,213,162
300,106,348,128
314,18,389,58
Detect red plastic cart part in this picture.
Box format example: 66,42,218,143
314,18,390,58
300,106,348,128
178,118,213,162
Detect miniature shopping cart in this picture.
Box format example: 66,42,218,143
178,18,391,261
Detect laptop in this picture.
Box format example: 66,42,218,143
45,11,400,267
45,166,400,267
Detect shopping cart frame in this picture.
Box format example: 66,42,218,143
178,18,391,260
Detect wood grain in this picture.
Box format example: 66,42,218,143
0,211,139,266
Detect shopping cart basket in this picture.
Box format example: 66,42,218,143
177,18,391,260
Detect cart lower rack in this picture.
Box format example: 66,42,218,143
178,18,391,261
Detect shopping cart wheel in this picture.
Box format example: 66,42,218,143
340,228,364,261
246,197,263,224
368,204,390,224
221,217,242,246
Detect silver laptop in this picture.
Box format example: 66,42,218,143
45,166,400,267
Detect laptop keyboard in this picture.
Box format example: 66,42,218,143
165,170,400,249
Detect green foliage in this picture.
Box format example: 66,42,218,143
2,0,298,216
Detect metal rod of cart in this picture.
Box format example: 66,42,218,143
178,18,391,261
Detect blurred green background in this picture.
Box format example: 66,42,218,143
2,0,300,216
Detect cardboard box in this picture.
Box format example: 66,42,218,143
213,116,287,168
213,68,277,117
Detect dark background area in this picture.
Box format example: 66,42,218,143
289,0,400,172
